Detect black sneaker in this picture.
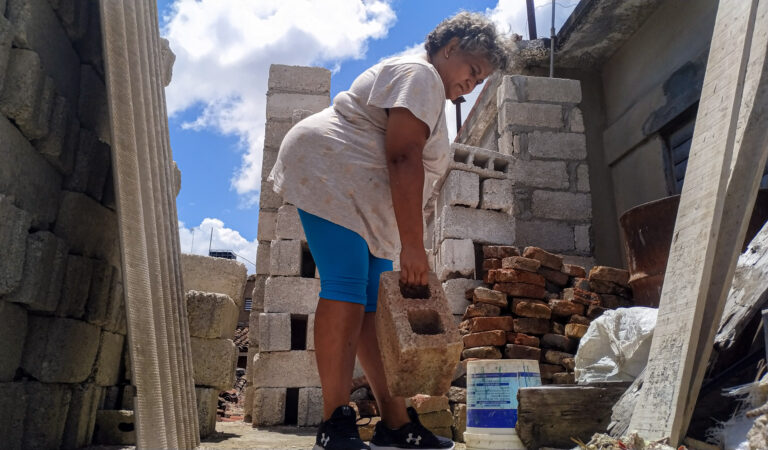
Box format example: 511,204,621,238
369,407,455,450
313,405,371,450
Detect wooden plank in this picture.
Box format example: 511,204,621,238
516,383,629,449
628,0,768,443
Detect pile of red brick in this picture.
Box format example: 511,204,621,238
458,245,632,384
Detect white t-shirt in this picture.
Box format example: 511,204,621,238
268,54,450,260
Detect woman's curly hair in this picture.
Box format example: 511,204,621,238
425,12,509,71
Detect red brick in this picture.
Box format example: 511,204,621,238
483,258,501,270
588,266,630,286
461,346,501,360
562,357,575,371
501,256,540,272
462,330,506,348
462,303,501,320
494,269,546,287
543,349,573,366
473,287,507,308
504,344,541,360
599,294,621,309
549,299,585,317
563,288,600,306
522,247,563,270
464,288,475,300
483,245,520,259
538,266,569,286
550,321,565,335
506,332,540,347
589,279,631,296
552,372,575,384
571,277,591,291
493,282,546,299
469,316,515,332
513,317,550,335
587,304,608,319
539,364,561,380
562,264,586,278
511,298,552,319
569,314,591,326
483,270,496,284
458,320,471,335
565,323,589,339
541,333,577,353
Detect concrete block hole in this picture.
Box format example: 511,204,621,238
300,245,316,278
290,314,308,350
472,153,489,170
284,388,299,425
453,146,470,164
492,158,509,172
407,309,443,335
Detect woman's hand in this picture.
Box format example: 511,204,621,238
400,244,429,286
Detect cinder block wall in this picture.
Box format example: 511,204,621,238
246,64,330,427
0,1,135,448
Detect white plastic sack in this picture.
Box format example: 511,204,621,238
574,307,658,384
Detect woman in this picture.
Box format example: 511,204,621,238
269,12,508,450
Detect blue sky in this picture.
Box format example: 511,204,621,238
157,0,577,272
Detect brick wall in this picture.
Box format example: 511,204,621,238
0,1,133,448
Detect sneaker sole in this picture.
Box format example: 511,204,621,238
313,445,371,450
369,444,454,450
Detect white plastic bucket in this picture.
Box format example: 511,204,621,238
465,359,541,450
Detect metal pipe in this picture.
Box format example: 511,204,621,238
453,96,466,133
550,0,555,77
526,0,537,39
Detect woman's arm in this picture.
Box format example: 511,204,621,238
385,107,431,286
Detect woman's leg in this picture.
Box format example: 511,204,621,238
356,254,410,429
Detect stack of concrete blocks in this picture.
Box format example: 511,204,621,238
496,75,593,264
0,0,143,448
180,253,247,438
246,64,330,427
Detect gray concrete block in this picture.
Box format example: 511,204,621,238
172,160,181,197
442,278,483,315
259,312,291,352
190,337,237,390
0,16,13,94
261,148,278,179
78,64,110,145
270,239,302,276
264,119,293,149
180,253,248,308
576,163,590,192
514,220,575,253
437,239,475,281
6,231,68,312
56,254,94,319
72,2,102,76
33,95,78,175
260,180,283,210
92,410,135,445
0,114,62,227
120,384,135,410
7,0,81,101
0,48,53,139
243,384,255,422
186,290,238,339
532,191,592,221
527,131,587,160
275,204,306,241
266,92,328,121
509,158,569,190
251,350,320,388
257,210,277,242
263,276,320,314
93,330,124,386
268,64,331,94
22,315,100,383
496,74,521,103
0,382,25,450
439,170,479,209
64,128,111,201
84,261,123,332
196,386,218,439
251,274,267,312
50,0,90,41
256,240,271,275
440,206,515,246
23,381,72,449
500,75,581,104
61,383,100,449
297,387,323,426
0,302,27,381
569,107,585,133
55,191,120,266
498,101,563,132
448,143,513,180
0,195,31,296
252,387,286,426
306,313,315,350
480,179,514,214
575,224,592,253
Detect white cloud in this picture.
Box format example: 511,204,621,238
178,218,259,272
162,0,396,207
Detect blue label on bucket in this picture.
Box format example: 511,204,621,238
467,371,541,428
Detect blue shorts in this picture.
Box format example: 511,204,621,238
297,209,393,313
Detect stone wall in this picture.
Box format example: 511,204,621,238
0,1,132,448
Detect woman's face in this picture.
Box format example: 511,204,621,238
432,37,495,101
